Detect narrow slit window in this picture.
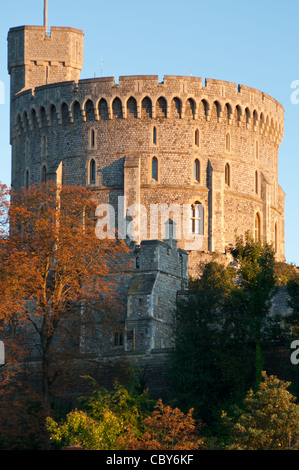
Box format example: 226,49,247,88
225,163,230,186
193,159,200,182
152,157,158,181
41,165,47,183
89,159,96,184
153,126,157,145
225,133,231,152
195,129,199,147
90,129,95,148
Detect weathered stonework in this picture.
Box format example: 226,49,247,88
126,238,188,352
7,23,287,374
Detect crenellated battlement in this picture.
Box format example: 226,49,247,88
12,74,284,145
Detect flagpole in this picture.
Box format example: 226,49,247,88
44,0,48,31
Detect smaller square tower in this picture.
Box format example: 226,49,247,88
7,23,84,186
7,25,84,98
125,238,188,353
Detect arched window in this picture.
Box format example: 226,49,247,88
245,107,250,125
153,126,157,145
50,104,58,126
255,213,261,242
156,97,167,118
225,163,230,186
193,159,200,183
225,103,232,123
190,201,204,235
98,98,109,120
195,129,199,147
236,105,242,124
30,108,37,130
112,97,123,119
152,157,158,181
127,96,137,118
41,165,47,183
85,99,95,121
201,99,209,120
89,159,96,184
225,132,231,152
186,98,195,119
213,101,221,121
72,101,81,122
61,102,69,127
171,97,181,118
141,96,152,118
40,106,48,128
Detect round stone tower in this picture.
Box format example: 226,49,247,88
7,22,286,273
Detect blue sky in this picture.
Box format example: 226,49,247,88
1,0,299,265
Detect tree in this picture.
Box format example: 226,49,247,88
221,234,278,391
169,234,282,428
47,381,154,450
274,261,298,287
47,384,204,450
223,371,299,450
0,182,129,435
119,399,205,450
169,261,236,424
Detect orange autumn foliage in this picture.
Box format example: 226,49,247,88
0,182,130,413
118,399,205,450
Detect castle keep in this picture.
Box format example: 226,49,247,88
7,22,286,369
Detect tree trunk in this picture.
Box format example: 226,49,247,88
41,338,52,449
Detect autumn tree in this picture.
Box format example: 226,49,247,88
47,387,205,450
0,182,129,431
119,399,205,450
223,371,299,450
